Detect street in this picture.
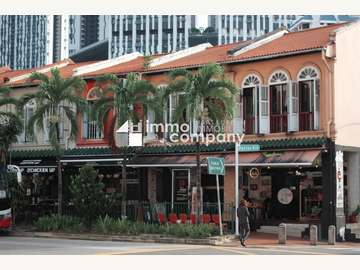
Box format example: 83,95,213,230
1,237,360,255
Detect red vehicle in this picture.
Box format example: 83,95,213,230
0,165,21,232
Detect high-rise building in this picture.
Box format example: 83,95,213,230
109,15,194,57
209,15,359,45
69,15,109,55
0,15,69,70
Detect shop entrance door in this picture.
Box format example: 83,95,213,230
271,171,300,220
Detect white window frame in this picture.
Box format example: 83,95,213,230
268,70,290,133
240,74,262,134
82,87,104,140
297,66,320,131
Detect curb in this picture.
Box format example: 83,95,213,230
10,231,225,246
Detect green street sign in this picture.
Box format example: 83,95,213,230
207,157,225,176
238,144,260,152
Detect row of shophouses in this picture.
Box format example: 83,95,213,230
1,21,360,239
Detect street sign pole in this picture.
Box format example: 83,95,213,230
235,141,239,236
235,134,245,236
216,174,223,236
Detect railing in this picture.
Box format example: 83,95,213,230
270,114,288,133
299,112,314,131
87,121,103,139
244,116,255,134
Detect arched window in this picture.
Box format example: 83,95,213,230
297,66,320,131
239,74,262,134
269,71,289,84
268,70,290,133
298,66,319,81
83,87,103,140
242,74,261,88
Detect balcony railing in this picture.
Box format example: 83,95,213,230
299,112,314,131
270,114,288,133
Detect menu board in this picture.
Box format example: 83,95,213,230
174,171,189,202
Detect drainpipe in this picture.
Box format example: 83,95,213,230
321,33,336,140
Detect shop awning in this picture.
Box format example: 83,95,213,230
127,149,322,168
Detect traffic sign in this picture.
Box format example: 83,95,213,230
238,144,260,152
207,157,225,175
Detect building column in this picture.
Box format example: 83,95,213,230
223,167,235,221
217,15,222,45
347,152,360,213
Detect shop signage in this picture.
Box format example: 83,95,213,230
335,151,344,209
239,144,260,152
277,188,293,205
25,167,56,173
207,157,225,175
249,167,260,179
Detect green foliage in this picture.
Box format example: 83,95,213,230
17,68,86,155
167,63,237,130
69,165,119,226
143,55,152,69
93,215,218,238
35,214,85,233
0,87,23,154
7,172,29,221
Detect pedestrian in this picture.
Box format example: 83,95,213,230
237,199,250,247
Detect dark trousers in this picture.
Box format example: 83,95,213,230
239,223,250,242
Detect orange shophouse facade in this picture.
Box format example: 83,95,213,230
3,22,360,240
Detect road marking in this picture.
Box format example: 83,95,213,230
96,245,205,255
211,246,256,255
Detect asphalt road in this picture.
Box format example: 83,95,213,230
1,236,360,255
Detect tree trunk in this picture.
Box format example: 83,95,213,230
196,139,201,224
57,157,63,216
121,157,127,219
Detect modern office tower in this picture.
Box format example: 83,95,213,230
209,15,359,45
109,15,193,57
68,15,109,55
0,15,69,69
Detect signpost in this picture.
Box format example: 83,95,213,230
207,157,225,236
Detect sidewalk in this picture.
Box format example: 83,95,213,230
222,232,360,248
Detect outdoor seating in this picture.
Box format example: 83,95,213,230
189,214,196,224
201,214,211,224
211,214,220,225
157,213,167,224
179,213,187,224
168,213,178,224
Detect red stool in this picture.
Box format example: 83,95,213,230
189,214,196,224
201,214,211,224
168,213,178,224
157,213,167,224
179,213,187,224
211,214,220,225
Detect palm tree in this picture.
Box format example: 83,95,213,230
92,72,156,218
0,87,23,192
18,68,86,215
167,63,237,223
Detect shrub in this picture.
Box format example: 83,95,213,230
35,214,85,233
69,165,120,227
93,216,218,238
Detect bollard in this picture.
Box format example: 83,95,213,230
328,225,336,245
310,225,318,245
278,223,287,244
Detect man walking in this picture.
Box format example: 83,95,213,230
237,199,250,247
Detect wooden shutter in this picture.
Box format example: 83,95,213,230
314,79,320,130
288,81,299,132
233,88,243,134
253,86,259,134
259,85,269,134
